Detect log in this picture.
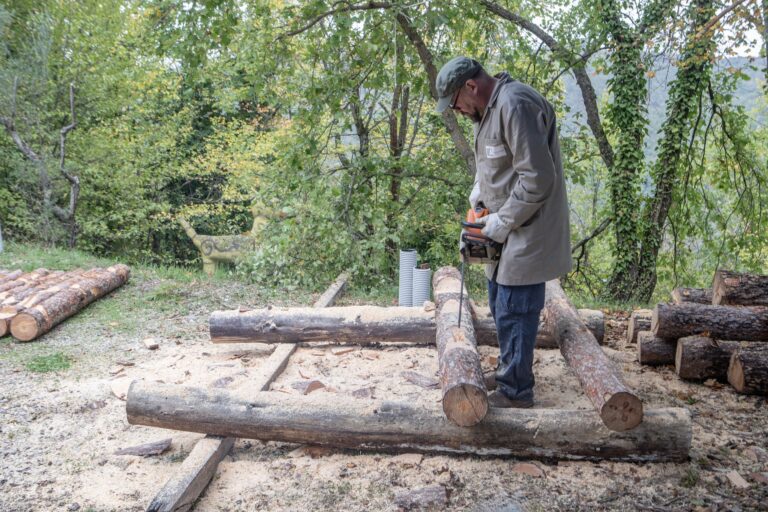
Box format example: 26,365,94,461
10,264,130,341
543,280,643,431
728,345,768,395
0,270,23,285
627,309,652,345
712,270,768,306
126,382,691,462
211,305,604,349
671,287,713,304
637,331,677,365
0,270,67,304
674,336,741,380
652,302,768,341
313,271,350,308
2,269,87,314
432,267,487,427
0,268,50,295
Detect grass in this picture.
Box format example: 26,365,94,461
680,464,700,488
25,352,72,373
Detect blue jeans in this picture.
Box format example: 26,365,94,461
487,279,545,402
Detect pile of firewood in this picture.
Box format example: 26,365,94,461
631,270,767,395
0,265,130,342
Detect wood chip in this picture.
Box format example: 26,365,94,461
110,378,133,401
363,352,380,360
142,338,159,350
311,350,325,356
394,485,447,511
108,366,125,376
288,445,334,458
351,387,374,399
291,380,325,395
422,301,436,312
751,472,768,485
401,371,439,389
511,462,546,478
390,453,423,468
726,470,750,489
298,368,310,379
114,361,135,367
114,438,172,457
331,347,356,356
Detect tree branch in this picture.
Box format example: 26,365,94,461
278,1,394,39
571,217,612,254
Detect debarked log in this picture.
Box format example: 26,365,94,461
544,280,643,432
652,303,768,341
210,306,603,348
432,267,487,427
126,382,691,462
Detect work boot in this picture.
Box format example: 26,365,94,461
487,390,533,409
483,370,497,390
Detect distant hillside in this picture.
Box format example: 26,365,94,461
561,56,767,157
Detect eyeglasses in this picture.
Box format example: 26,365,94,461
449,85,463,110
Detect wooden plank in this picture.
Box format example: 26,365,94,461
313,271,350,308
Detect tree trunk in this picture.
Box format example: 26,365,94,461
627,309,652,344
637,331,677,365
670,287,713,304
211,305,603,349
432,267,487,427
712,270,768,306
126,382,691,462
727,344,768,395
652,303,768,341
674,336,741,380
10,265,130,341
544,280,643,431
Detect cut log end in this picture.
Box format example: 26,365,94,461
442,384,488,427
600,392,643,432
10,313,39,342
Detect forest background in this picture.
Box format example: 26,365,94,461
1,0,766,303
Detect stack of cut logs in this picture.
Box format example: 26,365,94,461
0,265,130,342
631,269,768,396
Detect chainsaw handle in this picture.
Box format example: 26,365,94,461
461,221,485,229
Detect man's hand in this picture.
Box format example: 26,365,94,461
469,181,481,208
474,213,512,244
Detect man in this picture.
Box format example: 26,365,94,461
435,57,572,408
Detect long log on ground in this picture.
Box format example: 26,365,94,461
313,271,350,308
712,270,768,306
674,336,751,380
211,305,603,348
0,268,50,295
2,269,87,314
0,270,23,286
126,382,691,462
627,309,652,345
544,280,643,431
728,345,768,395
671,287,713,305
10,265,131,341
652,303,768,341
637,331,677,365
0,270,67,304
432,267,487,427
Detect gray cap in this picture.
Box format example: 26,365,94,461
435,57,482,113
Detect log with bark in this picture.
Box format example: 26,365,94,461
126,382,691,462
674,336,741,380
0,268,50,295
0,270,23,285
543,280,643,431
627,309,652,345
712,270,768,306
652,303,768,341
670,287,713,305
637,331,677,365
0,270,66,303
210,305,604,348
10,265,130,341
431,267,487,427
728,345,768,395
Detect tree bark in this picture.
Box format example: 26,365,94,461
728,344,768,395
0,269,50,295
671,287,713,304
652,303,768,341
674,336,741,380
544,280,643,431
10,265,130,341
637,331,677,365
127,382,691,462
0,270,23,286
712,270,768,306
627,309,652,344
431,267,487,427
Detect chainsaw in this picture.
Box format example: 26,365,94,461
457,203,503,327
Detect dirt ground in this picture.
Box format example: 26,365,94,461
0,272,766,511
